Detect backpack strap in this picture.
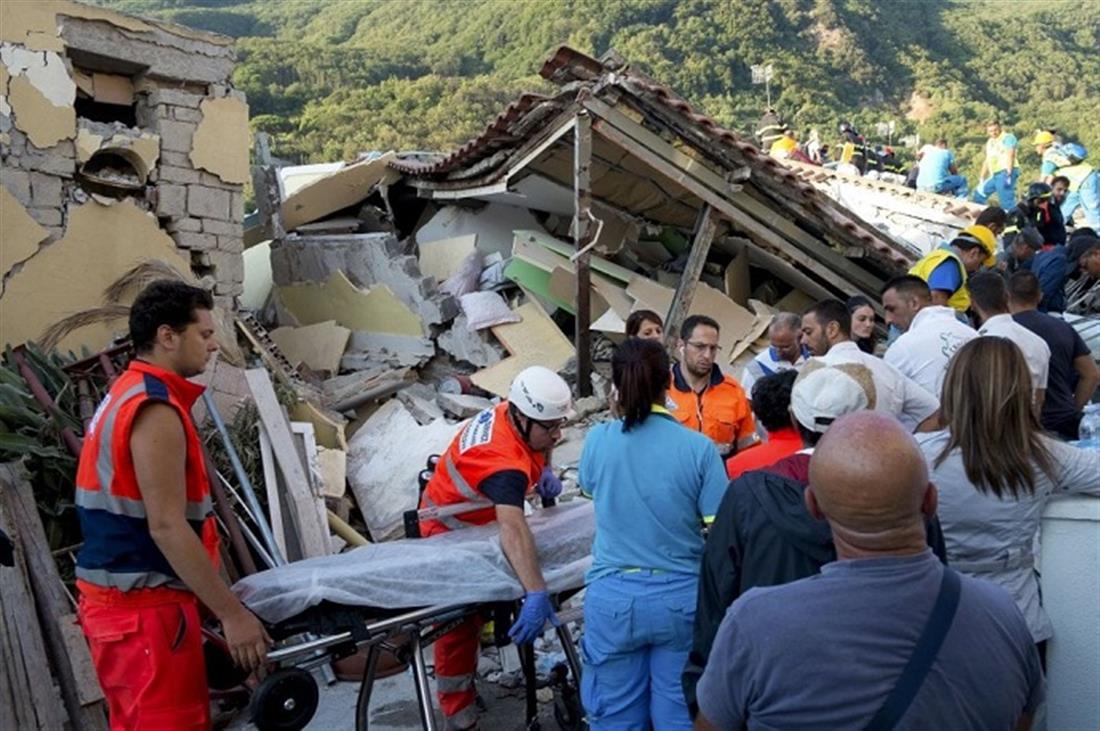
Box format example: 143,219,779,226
865,567,962,731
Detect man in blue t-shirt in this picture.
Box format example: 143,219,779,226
1010,271,1100,439
916,140,968,198
695,412,1043,731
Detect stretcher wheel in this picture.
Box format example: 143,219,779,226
550,663,585,731
249,668,319,731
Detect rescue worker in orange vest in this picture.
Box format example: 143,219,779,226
420,365,573,731
668,314,757,458
75,281,269,730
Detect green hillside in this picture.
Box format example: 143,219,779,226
97,0,1100,179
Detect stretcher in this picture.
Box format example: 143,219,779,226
229,501,594,731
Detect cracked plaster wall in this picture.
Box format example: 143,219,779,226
0,1,249,352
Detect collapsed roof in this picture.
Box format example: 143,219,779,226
391,46,923,305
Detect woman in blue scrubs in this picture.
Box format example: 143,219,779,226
578,338,728,729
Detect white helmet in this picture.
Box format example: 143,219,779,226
509,366,573,421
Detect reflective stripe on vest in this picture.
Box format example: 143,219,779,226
91,383,146,493
74,566,185,592
1059,162,1095,191
75,487,211,522
422,454,496,531
910,249,970,313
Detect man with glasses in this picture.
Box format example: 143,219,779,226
669,314,757,457
418,365,573,731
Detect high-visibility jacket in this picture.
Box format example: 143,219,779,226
75,360,217,593
985,133,1018,174
668,363,755,457
910,248,970,313
419,402,545,537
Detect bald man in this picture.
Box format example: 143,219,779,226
694,413,1043,731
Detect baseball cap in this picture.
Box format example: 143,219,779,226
790,360,877,433
955,225,998,268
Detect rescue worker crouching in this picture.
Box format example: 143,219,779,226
420,365,573,731
75,280,270,730
908,224,998,315
668,314,757,458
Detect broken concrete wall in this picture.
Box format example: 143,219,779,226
269,234,458,328
0,1,247,351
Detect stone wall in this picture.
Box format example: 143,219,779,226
0,1,248,351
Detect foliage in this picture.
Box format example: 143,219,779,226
91,0,1100,179
0,345,88,561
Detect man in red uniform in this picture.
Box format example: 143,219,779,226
420,365,573,730
75,280,269,729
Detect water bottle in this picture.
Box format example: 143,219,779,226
1079,404,1100,449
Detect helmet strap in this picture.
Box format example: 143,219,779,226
509,403,535,444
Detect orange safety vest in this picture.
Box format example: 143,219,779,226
75,360,218,595
667,363,756,456
419,402,545,537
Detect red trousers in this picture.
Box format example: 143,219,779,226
434,615,483,731
78,586,210,730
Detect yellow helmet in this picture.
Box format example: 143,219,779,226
1033,130,1055,146
960,224,998,267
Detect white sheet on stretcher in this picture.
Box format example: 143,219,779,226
233,501,594,623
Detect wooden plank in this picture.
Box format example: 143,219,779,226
258,429,288,561
290,421,331,553
0,475,67,731
588,94,911,266
591,118,868,299
489,301,574,362
0,584,28,731
513,228,636,284
59,615,105,708
585,101,884,294
574,111,594,397
0,465,107,729
474,300,576,397
665,204,719,351
723,238,752,306
246,369,331,559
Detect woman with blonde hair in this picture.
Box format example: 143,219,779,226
916,337,1099,657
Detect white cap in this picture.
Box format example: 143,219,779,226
509,366,573,421
790,360,875,433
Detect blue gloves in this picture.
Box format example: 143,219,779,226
508,591,561,645
536,467,563,500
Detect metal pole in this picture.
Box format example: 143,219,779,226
410,633,438,731
10,347,83,457
573,111,594,398
202,391,285,566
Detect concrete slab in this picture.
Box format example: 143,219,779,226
347,401,461,541
436,314,505,369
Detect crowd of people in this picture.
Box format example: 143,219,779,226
759,112,1100,232
580,279,1098,729
70,250,1099,730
